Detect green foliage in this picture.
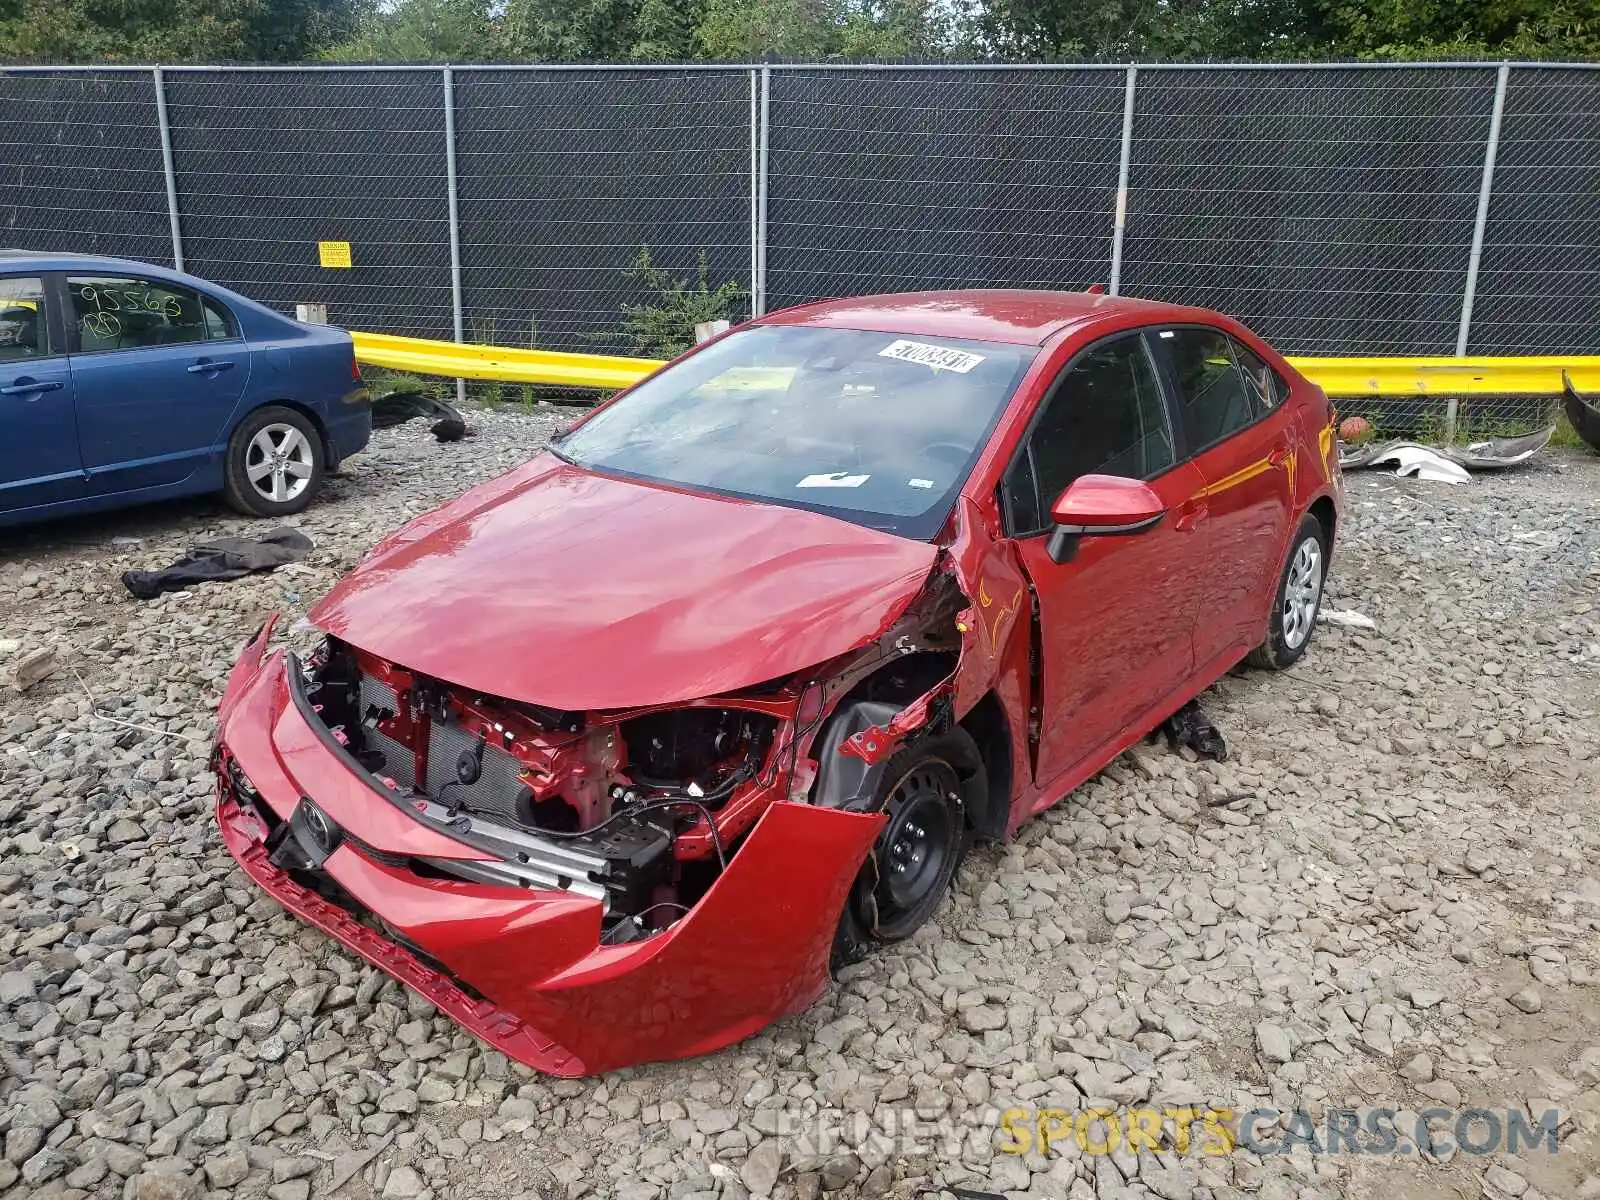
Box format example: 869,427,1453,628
697,0,949,58
497,0,644,60
970,0,1330,60
0,0,366,63
632,0,706,59
323,0,493,62
363,366,445,397
618,247,745,359
8,0,1599,65
1317,0,1600,58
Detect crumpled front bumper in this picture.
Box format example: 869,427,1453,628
213,625,884,1077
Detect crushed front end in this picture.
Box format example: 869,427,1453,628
213,623,883,1076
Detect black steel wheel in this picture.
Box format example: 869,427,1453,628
873,759,962,936
831,727,978,968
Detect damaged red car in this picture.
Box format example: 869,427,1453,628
214,291,1342,1076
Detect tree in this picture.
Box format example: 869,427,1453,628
496,0,644,60
0,0,367,63
1315,0,1600,58
696,0,950,58
970,0,1326,61
632,0,706,59
323,0,494,62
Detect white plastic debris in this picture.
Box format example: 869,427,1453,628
1376,445,1473,484
1320,609,1377,630
1338,423,1553,475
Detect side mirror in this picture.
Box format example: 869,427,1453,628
1047,475,1167,564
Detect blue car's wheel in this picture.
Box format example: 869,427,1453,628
223,405,325,517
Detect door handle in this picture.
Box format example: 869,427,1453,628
188,359,235,373
0,379,63,396
1268,445,1293,468
1174,502,1208,532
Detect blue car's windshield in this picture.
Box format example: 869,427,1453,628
555,325,1035,540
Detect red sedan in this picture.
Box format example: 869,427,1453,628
214,291,1342,1076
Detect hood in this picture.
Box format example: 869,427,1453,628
310,455,938,710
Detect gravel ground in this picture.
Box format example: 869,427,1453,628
1,410,1598,1200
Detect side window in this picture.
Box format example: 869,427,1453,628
67,276,211,353
1230,337,1286,412
0,276,49,363
1004,334,1175,535
1160,326,1258,451
202,295,237,339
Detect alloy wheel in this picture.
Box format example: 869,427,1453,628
245,423,314,504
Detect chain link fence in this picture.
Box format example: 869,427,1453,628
765,68,1125,309
0,69,172,265
165,69,454,338
3,62,1598,429
1118,66,1497,357
457,67,752,354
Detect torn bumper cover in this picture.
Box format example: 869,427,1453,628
214,630,883,1077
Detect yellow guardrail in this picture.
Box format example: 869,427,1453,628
350,331,664,391
351,330,1600,398
1292,355,1600,397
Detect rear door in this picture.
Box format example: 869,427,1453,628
65,273,250,494
0,272,83,514
1001,330,1210,796
1150,325,1297,670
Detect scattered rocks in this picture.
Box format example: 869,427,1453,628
0,421,1595,1200
1509,987,1545,1014
1255,1021,1293,1064
739,1139,782,1196
203,1149,250,1189
11,644,56,690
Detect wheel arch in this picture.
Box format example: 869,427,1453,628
1308,493,1336,547
808,650,1007,839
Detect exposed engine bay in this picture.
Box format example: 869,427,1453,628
292,571,970,945
300,637,788,942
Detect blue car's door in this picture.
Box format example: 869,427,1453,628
0,272,84,514
65,272,250,494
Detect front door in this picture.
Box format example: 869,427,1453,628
1001,331,1211,795
1151,325,1297,670
0,273,83,514
65,272,249,494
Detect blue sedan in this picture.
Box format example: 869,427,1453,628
0,251,371,529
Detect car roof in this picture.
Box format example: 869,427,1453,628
758,289,1223,346
0,249,192,279
0,250,294,323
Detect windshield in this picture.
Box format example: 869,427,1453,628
555,325,1035,540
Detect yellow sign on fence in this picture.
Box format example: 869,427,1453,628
317,241,353,269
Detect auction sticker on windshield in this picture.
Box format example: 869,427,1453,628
796,472,871,488
878,339,986,373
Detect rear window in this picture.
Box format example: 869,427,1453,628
68,275,217,353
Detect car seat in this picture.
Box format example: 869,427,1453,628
0,305,39,359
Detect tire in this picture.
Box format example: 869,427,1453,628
1246,513,1328,670
830,728,977,970
223,405,325,518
